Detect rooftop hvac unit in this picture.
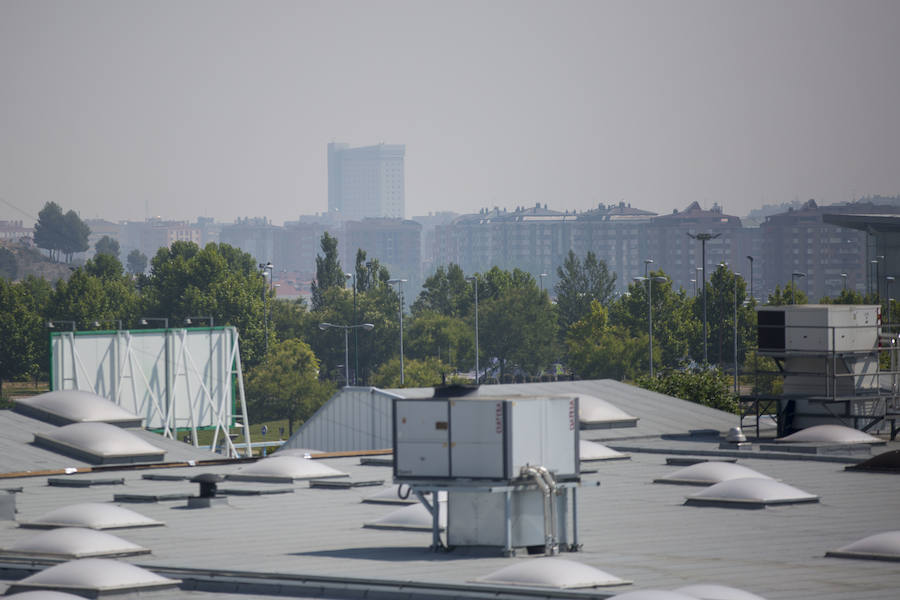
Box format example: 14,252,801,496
758,304,880,354
393,395,579,482
393,395,580,556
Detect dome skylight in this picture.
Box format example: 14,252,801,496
685,478,819,507
608,590,698,599
675,583,768,599
226,455,348,482
363,501,446,530
580,440,628,461
826,530,900,561
14,390,142,427
6,558,179,595
4,527,149,558
654,462,772,486
21,502,164,530
33,422,165,464
845,449,900,473
776,425,881,444
5,591,88,600
473,557,628,588
575,394,638,428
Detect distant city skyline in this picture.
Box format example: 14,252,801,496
2,1,900,227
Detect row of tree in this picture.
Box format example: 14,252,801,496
2,226,888,430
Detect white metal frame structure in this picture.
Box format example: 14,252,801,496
49,326,251,457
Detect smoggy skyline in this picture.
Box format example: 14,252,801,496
2,0,900,226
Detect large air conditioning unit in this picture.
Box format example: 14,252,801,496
393,394,580,555
756,304,887,432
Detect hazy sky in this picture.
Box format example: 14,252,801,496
2,0,899,226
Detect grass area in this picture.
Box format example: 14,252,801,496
187,418,295,455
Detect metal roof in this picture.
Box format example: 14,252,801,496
283,380,739,454
2,381,899,599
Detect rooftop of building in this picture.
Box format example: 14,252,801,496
1,380,898,600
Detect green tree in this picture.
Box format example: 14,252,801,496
126,249,148,275
50,256,139,329
270,297,313,342
767,283,808,306
244,338,335,436
405,310,473,373
820,288,867,304
60,209,90,263
703,266,755,367
354,249,389,293
142,241,269,366
94,236,120,258
33,202,66,262
478,267,557,380
554,250,617,335
567,301,648,381
311,232,345,310
412,264,471,318
0,247,16,279
636,367,738,413
371,356,455,388
0,278,44,396
610,271,699,370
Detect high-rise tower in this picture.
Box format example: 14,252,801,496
327,142,405,221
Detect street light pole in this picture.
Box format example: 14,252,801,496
634,275,667,377
318,322,375,388
388,278,408,385
644,258,653,279
746,256,754,302
791,272,806,304
841,272,848,292
688,233,721,364
259,262,273,355
345,273,359,384
467,275,479,384
539,273,548,293
886,276,895,327
733,272,741,394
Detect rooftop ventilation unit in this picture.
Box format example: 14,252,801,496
753,304,895,435
393,394,579,556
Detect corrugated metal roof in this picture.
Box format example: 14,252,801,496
283,380,739,454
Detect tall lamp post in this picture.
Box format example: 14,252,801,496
634,275,668,377
259,262,273,355
388,278,408,385
886,276,895,328
841,272,848,291
791,272,806,304
467,275,479,384
644,258,654,278
318,322,374,387
345,272,359,384
876,255,885,300
688,232,721,364
746,256,754,302
539,273,548,293
733,272,741,394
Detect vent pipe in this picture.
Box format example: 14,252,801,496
519,465,559,555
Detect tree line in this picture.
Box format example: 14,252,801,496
2,222,886,432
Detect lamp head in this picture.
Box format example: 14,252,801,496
318,323,330,331
361,323,375,331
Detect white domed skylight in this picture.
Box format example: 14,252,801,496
608,590,697,599
15,390,142,427
5,591,88,599
675,583,768,599
33,422,164,464
575,394,638,428
474,557,628,588
363,501,446,530
654,463,772,486
7,558,178,595
580,440,628,461
226,455,347,482
685,478,818,507
21,502,164,530
776,425,881,444
826,530,900,561
4,527,148,558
